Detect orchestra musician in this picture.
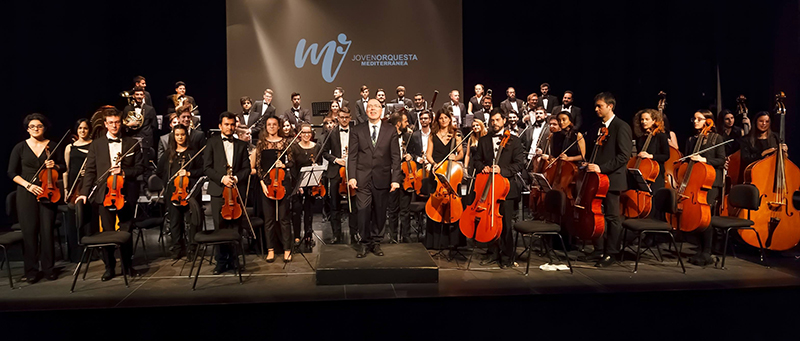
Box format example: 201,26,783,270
467,84,485,117
122,86,158,160
158,113,180,162
167,81,199,121
632,108,670,201
347,99,403,258
289,124,320,251
63,118,93,263
499,87,524,116
333,86,349,110
76,107,144,281
203,112,251,273
408,93,426,130
178,105,207,150
683,110,726,266
520,93,539,126
584,93,633,267
157,124,203,260
411,110,434,195
376,89,391,118
473,108,526,267
521,106,551,166
551,91,582,131
322,109,358,244
132,76,153,106
238,96,264,140
281,92,312,129
8,113,65,283
354,85,370,125
424,109,465,250
252,89,277,134
473,95,494,125
386,110,416,243
463,119,489,178
253,116,294,263
539,83,560,114
390,85,413,110
740,111,786,166
443,90,467,135
716,109,743,156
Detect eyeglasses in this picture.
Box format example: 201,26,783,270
28,124,44,130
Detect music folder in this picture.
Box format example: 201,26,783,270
530,173,552,191
627,168,652,193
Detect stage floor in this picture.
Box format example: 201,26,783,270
1,215,799,312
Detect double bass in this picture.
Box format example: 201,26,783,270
667,119,716,232
739,92,800,251
567,127,610,240
620,124,662,218
721,95,748,213
460,130,511,243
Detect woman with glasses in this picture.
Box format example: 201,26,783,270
289,124,321,254
8,113,65,283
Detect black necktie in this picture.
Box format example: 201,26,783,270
109,138,121,143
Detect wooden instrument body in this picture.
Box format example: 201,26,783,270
665,146,682,189
171,175,190,206
544,160,578,198
460,172,509,243
310,184,326,197
567,171,608,240
402,159,418,192
413,166,429,196
103,174,125,211
667,161,715,232
620,157,660,219
37,168,61,204
265,168,286,200
338,166,356,196
221,168,243,220
426,161,464,224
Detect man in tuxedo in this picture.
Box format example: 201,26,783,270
178,106,207,152
442,90,467,134
132,75,153,107
354,85,370,125
540,83,560,113
76,107,144,281
500,87,525,116
203,112,251,274
347,99,402,257
473,108,525,267
391,85,414,110
551,91,583,131
584,92,632,267
322,110,358,244
375,89,392,119
410,110,432,195
521,93,539,126
386,111,415,243
473,95,494,125
167,81,199,120
281,92,312,129
123,86,158,162
408,93,425,130
252,89,277,130
521,106,550,165
238,95,266,140
333,86,349,110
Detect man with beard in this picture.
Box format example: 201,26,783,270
442,90,467,135
500,87,525,116
473,96,494,125
551,91,582,131
540,83,559,113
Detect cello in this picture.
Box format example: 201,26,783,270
667,118,716,232
36,145,62,204
460,130,511,243
739,92,800,251
425,130,470,224
220,166,243,220
658,91,683,189
567,127,610,240
620,123,662,218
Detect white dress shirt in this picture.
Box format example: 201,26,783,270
369,120,382,144
510,101,518,113
528,122,546,160
491,129,505,158
223,135,234,167
451,102,462,127
107,133,122,164
419,129,431,163
542,98,549,109
261,102,270,116
339,126,350,157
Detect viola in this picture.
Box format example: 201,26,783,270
221,166,243,220
568,127,610,241
37,145,61,204
426,134,465,224
460,130,511,242
171,160,190,207
265,167,286,200
103,153,125,212
620,125,662,218
737,92,800,250
667,119,716,232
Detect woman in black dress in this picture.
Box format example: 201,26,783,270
157,124,203,259
7,113,65,283
462,119,488,204
716,109,744,156
632,109,670,197
424,109,465,250
549,111,585,162
63,118,93,262
289,124,321,251
253,116,294,262
741,111,786,166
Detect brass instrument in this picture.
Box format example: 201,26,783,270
120,91,144,130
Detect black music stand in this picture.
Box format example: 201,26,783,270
283,165,326,270
531,173,552,192
627,168,652,193
312,101,332,117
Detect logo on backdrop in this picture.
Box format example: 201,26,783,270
351,53,418,67
294,33,352,83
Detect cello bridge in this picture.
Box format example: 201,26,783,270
767,201,785,210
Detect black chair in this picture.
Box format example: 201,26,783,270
70,201,132,292
189,228,245,290
513,189,572,275
132,175,166,263
1,191,23,288
409,201,426,242
244,206,264,255
621,188,686,273
711,184,765,269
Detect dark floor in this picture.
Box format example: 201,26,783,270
2,212,799,313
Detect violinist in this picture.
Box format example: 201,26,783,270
632,109,670,200
252,116,294,262
203,112,251,274
76,107,144,281
584,93,633,267
410,110,434,196
8,114,65,283
387,111,416,243
741,111,786,166
63,118,93,262
178,105,207,150
319,113,338,223
322,109,357,244
347,99,402,258
157,124,203,260
424,109,465,250
282,119,296,138
716,109,744,156
520,106,550,165
472,108,525,267
289,124,320,251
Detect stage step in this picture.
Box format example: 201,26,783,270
316,243,438,285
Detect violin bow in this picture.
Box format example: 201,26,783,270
674,139,733,163
544,133,585,170
65,157,88,201
433,130,473,172
87,139,142,200
29,130,71,184
265,130,302,175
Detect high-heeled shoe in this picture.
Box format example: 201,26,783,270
283,252,292,263
266,251,276,263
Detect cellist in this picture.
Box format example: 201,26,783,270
683,110,726,266
157,124,202,260
631,109,670,214
472,108,525,267
424,109,465,250
584,93,633,268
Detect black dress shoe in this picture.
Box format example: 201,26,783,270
595,255,615,268
45,272,58,281
356,244,368,258
23,272,42,284
580,251,603,262
371,244,384,256
101,270,115,281
126,267,139,277
212,263,228,275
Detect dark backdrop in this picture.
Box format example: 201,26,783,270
5,0,798,223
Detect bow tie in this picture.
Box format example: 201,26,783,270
134,104,142,109
533,121,543,128
222,137,233,142
109,138,121,143
339,128,348,133
292,108,300,112
492,134,504,138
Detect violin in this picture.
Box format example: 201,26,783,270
37,145,61,204
265,167,286,200
667,118,716,232
460,130,511,243
221,166,243,220
425,132,466,224
568,127,610,241
171,158,190,207
103,152,126,212
308,151,327,198
737,92,800,250
401,134,418,192
620,124,662,218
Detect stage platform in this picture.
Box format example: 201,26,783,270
316,243,438,285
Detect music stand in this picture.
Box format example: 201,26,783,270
530,173,552,192
627,168,652,193
284,164,327,270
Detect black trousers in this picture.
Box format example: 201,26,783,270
64,204,91,263
290,190,314,240
167,201,191,250
261,193,291,251
16,189,56,277
387,188,413,241
355,180,389,246
596,191,622,256
488,199,517,263
96,202,134,271
210,196,242,265
329,177,357,238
